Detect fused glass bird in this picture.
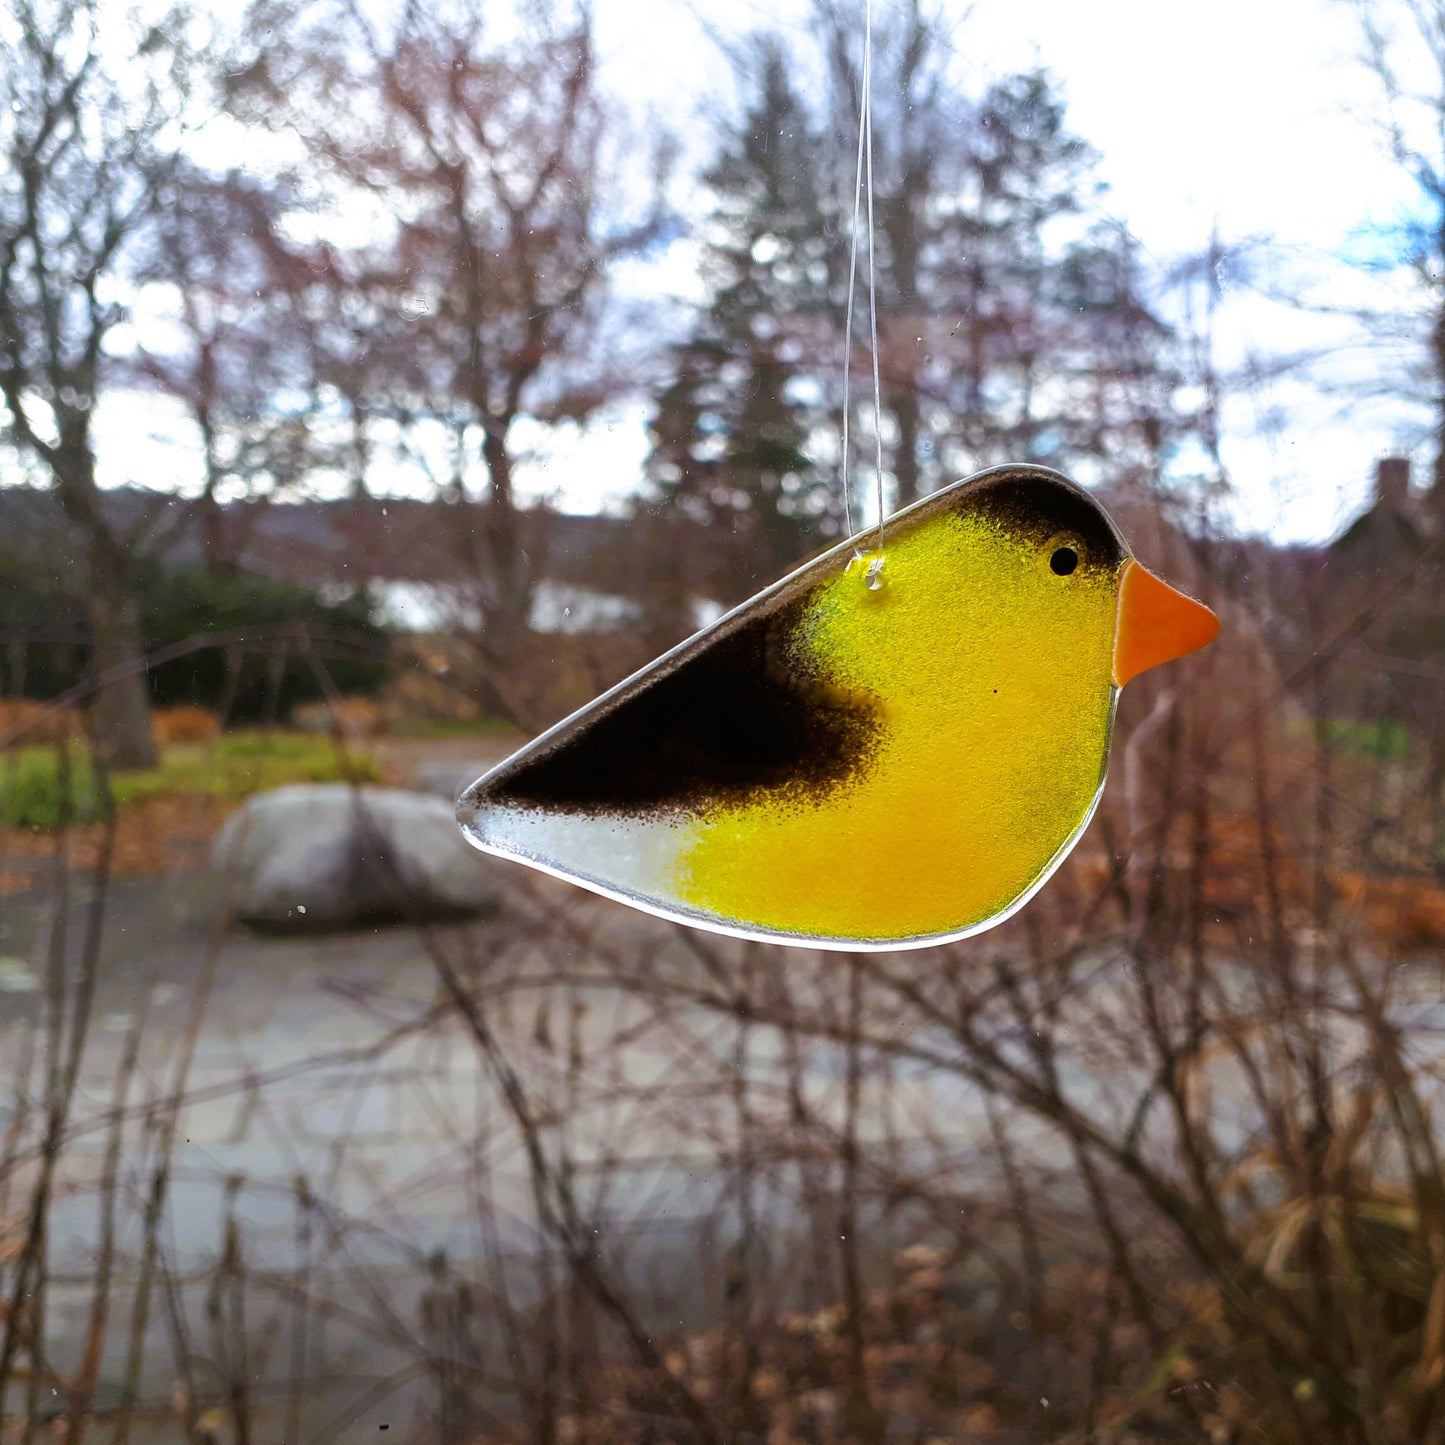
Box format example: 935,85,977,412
457,465,1219,950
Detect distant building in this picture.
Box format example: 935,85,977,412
1316,460,1445,833
1326,457,1430,585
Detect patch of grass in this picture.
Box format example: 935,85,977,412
1,731,383,831
0,749,106,830
1320,717,1411,762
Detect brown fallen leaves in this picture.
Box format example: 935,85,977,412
1071,809,1445,957
540,1245,1054,1445
0,793,235,894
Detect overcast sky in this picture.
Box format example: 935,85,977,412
601,0,1397,254
82,0,1435,543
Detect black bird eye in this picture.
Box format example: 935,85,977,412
1050,545,1079,577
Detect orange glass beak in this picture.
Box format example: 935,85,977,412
1112,558,1220,687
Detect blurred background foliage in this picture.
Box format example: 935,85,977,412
0,0,1221,758
0,549,388,719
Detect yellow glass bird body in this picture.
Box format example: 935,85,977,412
457,465,1219,950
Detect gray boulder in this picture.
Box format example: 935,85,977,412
213,784,502,928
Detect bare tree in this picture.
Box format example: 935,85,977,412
0,0,204,767
132,165,331,571
227,0,672,725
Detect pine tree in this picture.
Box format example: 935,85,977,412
649,2,1188,607
930,71,1180,481
644,43,838,604
817,7,1186,500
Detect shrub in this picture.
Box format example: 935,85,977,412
0,549,392,721
1320,716,1411,761
0,548,89,699
0,748,104,830
0,700,84,747
152,704,222,746
134,562,391,720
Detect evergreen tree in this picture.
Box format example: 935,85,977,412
925,71,1181,482
822,30,1182,496
1049,221,1180,479
644,43,838,603
650,2,1189,603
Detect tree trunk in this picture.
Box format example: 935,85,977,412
198,491,227,574
86,549,156,770
47,435,157,769
884,170,926,507
893,385,922,508
462,425,541,729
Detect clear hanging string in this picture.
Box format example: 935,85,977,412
839,0,886,576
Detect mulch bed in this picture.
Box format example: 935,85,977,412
0,795,237,895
